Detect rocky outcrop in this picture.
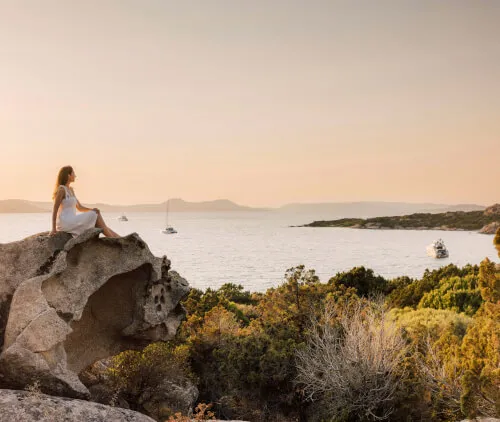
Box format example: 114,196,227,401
0,229,190,399
460,419,500,422
0,388,250,422
479,222,500,234
0,389,155,422
484,204,500,216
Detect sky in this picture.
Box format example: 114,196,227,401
0,0,499,207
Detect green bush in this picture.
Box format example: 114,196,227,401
328,266,389,297
418,275,482,316
387,264,479,309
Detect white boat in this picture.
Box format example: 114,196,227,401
162,226,177,234
117,213,128,222
426,239,449,258
161,199,177,234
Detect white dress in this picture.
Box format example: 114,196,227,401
56,185,98,236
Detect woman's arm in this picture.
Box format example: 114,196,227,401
76,199,93,212
50,188,65,235
72,188,99,213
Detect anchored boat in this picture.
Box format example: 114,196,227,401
426,239,449,258
161,199,177,234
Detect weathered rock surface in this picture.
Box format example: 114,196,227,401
0,389,155,422
0,229,190,399
460,419,500,422
479,222,500,234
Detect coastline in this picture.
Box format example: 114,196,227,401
299,206,500,234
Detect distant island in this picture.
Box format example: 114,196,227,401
302,204,500,234
0,198,268,214
0,199,486,215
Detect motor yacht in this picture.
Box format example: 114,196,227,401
426,239,449,258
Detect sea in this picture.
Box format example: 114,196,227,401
0,211,497,292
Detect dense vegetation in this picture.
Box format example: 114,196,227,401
304,208,500,231
107,230,500,421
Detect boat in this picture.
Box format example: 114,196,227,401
426,239,449,258
117,213,128,222
162,226,177,234
161,199,177,234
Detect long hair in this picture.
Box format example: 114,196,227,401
52,166,73,199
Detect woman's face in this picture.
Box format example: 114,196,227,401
69,171,76,183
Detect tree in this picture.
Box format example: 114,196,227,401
494,227,500,257
418,275,482,316
478,258,500,303
387,264,479,309
328,266,388,297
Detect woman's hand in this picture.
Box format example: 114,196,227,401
49,230,57,236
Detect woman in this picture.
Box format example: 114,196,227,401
49,166,120,238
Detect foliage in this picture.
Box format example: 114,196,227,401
328,266,389,297
459,259,500,417
306,217,365,227
417,330,466,420
478,258,500,303
460,302,500,418
386,264,479,309
217,283,254,304
106,342,192,415
296,300,409,421
389,307,472,345
176,266,366,420
105,251,499,421
418,275,482,316
495,227,500,257
388,260,500,419
168,403,216,421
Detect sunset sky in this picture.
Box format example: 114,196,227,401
1,0,499,207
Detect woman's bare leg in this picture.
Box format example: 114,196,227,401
108,227,120,237
95,213,120,238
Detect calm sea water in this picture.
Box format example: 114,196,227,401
0,211,497,292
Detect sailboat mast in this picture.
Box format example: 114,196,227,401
166,199,169,227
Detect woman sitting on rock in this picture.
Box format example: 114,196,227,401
49,165,120,238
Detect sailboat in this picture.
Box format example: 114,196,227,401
161,199,177,234
117,213,128,222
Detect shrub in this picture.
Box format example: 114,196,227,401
418,275,482,316
328,266,389,297
106,342,192,416
296,300,409,421
387,264,479,309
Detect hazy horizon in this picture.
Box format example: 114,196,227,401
1,0,499,206
0,196,489,211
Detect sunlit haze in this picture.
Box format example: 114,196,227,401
1,0,499,207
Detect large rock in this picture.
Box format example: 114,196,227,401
0,229,190,399
460,419,500,422
479,222,500,234
0,389,155,422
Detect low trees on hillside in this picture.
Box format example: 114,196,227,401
104,243,499,421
